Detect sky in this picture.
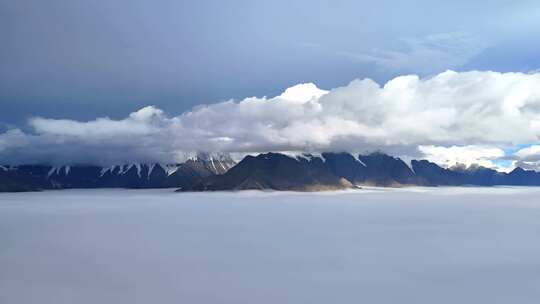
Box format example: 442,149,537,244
2,0,540,169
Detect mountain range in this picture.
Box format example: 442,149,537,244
2,152,540,192
0,153,235,192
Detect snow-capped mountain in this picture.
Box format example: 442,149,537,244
182,152,540,191
2,152,540,192
0,154,236,192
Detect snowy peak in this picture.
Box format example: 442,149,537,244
281,152,326,163
189,152,236,174
3,151,540,192
47,166,71,177
0,156,238,192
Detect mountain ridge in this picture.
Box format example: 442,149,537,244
180,152,540,191
2,152,540,192
0,156,235,192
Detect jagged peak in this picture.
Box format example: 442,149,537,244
99,163,153,177
358,151,409,166
352,154,367,167
131,163,142,178
362,151,397,159
509,167,527,174
161,163,181,176
94,156,235,178
172,151,234,163
325,152,368,167
403,160,415,174
47,166,71,177
147,163,157,179
449,163,494,173
276,151,394,167
279,151,326,163
300,153,326,162
194,152,235,163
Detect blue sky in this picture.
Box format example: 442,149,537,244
2,1,540,169
2,0,540,128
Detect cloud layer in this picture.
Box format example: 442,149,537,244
2,70,540,168
341,32,490,74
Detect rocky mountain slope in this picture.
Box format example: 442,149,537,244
182,152,540,191
3,151,540,192
0,154,235,192
185,153,353,191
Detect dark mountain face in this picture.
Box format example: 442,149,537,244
503,167,540,186
357,152,418,186
322,152,367,183
181,152,433,192
320,152,419,186
2,151,540,192
182,152,430,192
455,165,503,186
0,155,236,192
412,160,540,186
165,158,232,188
184,153,353,191
0,166,51,192
182,152,540,192
411,160,462,186
48,165,103,189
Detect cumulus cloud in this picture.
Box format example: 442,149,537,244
418,145,509,171
2,70,540,168
515,145,540,160
512,145,540,170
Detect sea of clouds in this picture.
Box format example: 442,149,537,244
2,70,540,170
1,188,540,303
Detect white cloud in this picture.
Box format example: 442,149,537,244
418,145,508,171
515,145,540,160
2,70,540,167
278,83,329,103
513,145,540,170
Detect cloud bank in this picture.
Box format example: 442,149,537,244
2,70,540,169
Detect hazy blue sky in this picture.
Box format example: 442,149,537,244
2,0,540,128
